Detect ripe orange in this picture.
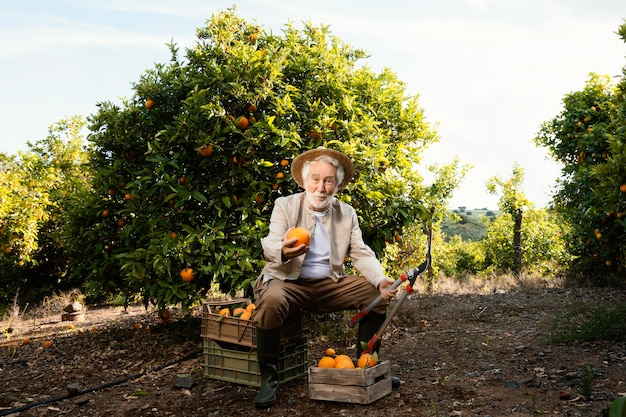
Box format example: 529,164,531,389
101,209,110,218
286,227,311,248
247,103,258,113
219,308,231,317
357,352,377,369
276,172,285,179
42,340,53,348
235,116,249,130
272,183,279,190
170,231,177,238
280,159,289,167
180,268,195,282
246,303,256,311
334,354,355,369
117,219,126,227
620,184,626,193
239,310,252,321
596,232,602,240
145,99,155,109
318,356,336,368
22,338,31,345
108,188,116,196
199,144,213,157
159,309,170,322
309,129,321,139
124,193,133,201
324,348,336,356
233,307,246,317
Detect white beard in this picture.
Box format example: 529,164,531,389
306,191,334,210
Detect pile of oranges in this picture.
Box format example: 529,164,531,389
217,303,255,321
317,348,378,369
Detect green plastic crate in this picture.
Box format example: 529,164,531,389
203,336,308,387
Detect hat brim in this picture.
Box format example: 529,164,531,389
291,147,355,190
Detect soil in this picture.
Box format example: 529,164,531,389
1,282,625,417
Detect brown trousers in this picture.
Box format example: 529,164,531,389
253,275,388,330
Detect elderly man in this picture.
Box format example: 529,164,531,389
252,146,398,408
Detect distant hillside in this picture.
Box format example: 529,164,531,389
442,207,499,242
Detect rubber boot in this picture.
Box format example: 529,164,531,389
254,327,281,408
358,312,401,388
357,312,386,356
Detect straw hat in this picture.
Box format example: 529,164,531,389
290,146,355,190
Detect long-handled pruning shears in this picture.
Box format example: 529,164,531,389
348,224,432,354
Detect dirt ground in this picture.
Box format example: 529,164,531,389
1,281,625,417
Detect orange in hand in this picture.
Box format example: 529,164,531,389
286,227,311,248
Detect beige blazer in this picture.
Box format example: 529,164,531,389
259,192,386,288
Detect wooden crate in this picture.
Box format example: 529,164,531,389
308,361,392,404
201,299,301,347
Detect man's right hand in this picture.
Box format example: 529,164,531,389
281,228,309,260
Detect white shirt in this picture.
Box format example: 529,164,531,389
300,210,332,279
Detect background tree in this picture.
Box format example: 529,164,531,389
0,116,89,306
381,157,471,289
482,165,570,277
535,69,624,284
67,8,439,312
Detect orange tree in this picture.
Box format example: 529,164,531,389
66,8,438,312
0,116,89,306
535,60,625,283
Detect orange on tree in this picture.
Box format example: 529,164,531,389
180,267,195,282
286,227,311,247
620,184,626,193
101,209,110,218
145,99,155,109
124,193,133,201
276,172,285,179
317,356,336,368
199,144,214,157
235,116,249,129
247,103,257,113
280,159,289,167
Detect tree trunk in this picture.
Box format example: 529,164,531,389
513,208,523,280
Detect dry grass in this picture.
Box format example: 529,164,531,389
413,272,563,295
1,288,85,337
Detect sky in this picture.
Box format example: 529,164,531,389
1,0,625,210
